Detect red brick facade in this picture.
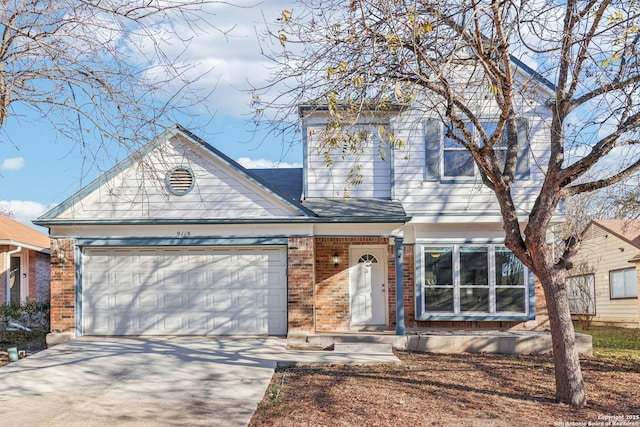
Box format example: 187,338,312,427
287,236,315,331
49,239,76,333
289,236,397,333
49,236,548,335
315,237,395,332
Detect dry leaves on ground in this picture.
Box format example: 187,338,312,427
250,351,640,427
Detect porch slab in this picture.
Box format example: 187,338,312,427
288,329,593,356
406,329,593,356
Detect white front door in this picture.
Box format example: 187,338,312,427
349,247,387,326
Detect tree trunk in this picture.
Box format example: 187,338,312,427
539,270,587,408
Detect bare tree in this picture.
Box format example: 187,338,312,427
0,0,232,165
255,0,640,408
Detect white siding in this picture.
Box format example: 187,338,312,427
305,120,392,198
55,135,302,220
302,67,552,219
390,83,550,217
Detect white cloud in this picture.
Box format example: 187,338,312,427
0,157,25,170
137,1,295,117
0,200,49,230
236,157,302,169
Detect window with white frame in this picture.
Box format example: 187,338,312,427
420,245,529,318
443,123,475,178
609,268,638,299
424,118,530,181
567,274,596,315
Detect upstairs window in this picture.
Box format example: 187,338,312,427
443,123,475,178
424,118,530,181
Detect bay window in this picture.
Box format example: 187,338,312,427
417,245,532,320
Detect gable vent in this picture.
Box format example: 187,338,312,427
166,166,195,196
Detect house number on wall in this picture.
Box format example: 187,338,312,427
177,231,191,237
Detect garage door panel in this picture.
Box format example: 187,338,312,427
83,246,287,336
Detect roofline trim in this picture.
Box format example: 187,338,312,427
34,216,410,227
0,240,49,252
38,125,318,221
587,220,640,250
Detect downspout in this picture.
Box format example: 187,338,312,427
5,246,22,304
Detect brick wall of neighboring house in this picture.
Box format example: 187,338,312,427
0,247,48,304
35,252,51,302
287,236,315,331
27,250,36,301
49,239,76,333
314,237,395,332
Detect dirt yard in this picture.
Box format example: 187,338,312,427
250,351,640,427
0,332,47,367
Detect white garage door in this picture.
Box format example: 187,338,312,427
82,246,287,335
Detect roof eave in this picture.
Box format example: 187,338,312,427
38,125,318,222
0,240,49,252
34,216,410,227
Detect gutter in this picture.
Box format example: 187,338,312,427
0,240,48,253
34,217,411,227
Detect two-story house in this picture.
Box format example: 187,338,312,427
36,61,555,341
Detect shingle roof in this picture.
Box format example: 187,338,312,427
0,215,50,249
251,168,408,222
592,219,640,249
302,198,407,222
250,168,303,201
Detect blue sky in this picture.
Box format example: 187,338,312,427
0,2,301,230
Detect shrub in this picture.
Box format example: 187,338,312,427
0,301,50,333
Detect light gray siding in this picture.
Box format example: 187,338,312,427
305,122,392,198
389,89,550,217
54,135,303,220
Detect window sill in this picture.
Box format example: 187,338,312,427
422,176,532,184
416,313,534,322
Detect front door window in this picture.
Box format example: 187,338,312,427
10,257,22,304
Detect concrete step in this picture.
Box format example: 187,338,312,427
333,342,393,354
287,332,407,351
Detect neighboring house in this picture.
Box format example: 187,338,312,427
36,59,557,339
568,220,640,328
0,215,51,304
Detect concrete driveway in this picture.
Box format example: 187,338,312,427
0,337,286,426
